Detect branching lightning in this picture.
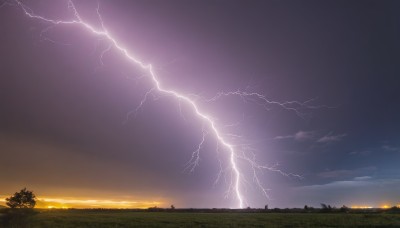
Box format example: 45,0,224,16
7,0,329,208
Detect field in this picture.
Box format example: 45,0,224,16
1,209,400,227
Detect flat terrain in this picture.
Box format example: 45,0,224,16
1,209,400,227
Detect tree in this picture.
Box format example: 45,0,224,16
340,205,349,213
5,188,36,209
321,203,333,212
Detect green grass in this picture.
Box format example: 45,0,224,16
1,210,400,227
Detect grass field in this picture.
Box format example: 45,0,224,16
1,209,400,227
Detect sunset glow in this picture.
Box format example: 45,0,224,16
350,204,399,209
0,196,162,209
350,205,373,209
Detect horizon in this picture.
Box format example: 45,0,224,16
1,194,399,210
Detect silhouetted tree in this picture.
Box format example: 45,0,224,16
5,188,36,209
265,205,268,210
340,205,349,213
170,205,175,210
321,203,332,212
389,206,399,212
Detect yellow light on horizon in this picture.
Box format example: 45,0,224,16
351,205,373,209
37,198,162,209
0,196,163,209
46,205,69,209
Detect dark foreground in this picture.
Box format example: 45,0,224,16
1,209,400,227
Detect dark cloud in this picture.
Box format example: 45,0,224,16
382,145,400,153
317,167,376,180
274,130,315,142
317,133,347,143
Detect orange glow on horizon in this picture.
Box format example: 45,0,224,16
351,203,400,209
0,196,162,209
351,205,373,209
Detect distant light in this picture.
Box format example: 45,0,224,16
37,197,162,209
351,205,373,209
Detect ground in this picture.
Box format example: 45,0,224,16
1,209,400,227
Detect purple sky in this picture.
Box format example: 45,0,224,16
1,0,400,208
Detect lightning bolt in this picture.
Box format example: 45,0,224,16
7,0,328,208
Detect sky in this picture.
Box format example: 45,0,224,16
0,0,400,209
